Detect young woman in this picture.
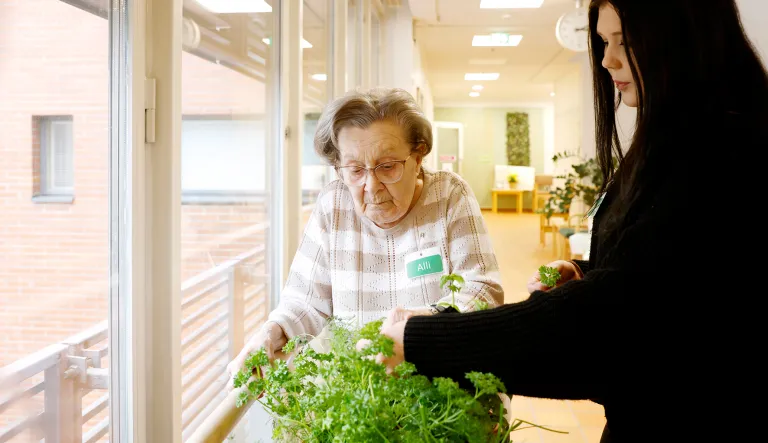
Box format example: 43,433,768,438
377,1,768,442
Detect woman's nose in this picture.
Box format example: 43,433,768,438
602,49,621,70
364,169,384,192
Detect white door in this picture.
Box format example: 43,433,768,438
431,121,464,175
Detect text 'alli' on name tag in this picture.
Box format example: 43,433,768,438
405,247,444,279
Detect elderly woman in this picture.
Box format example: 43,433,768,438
227,88,503,376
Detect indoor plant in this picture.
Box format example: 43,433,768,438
233,273,565,442
506,173,518,189
538,151,605,219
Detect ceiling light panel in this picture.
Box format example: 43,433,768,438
472,33,523,47
480,0,544,8
469,58,508,65
464,73,500,81
196,0,272,13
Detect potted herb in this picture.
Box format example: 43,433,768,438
232,272,565,442
506,173,518,189
233,317,564,442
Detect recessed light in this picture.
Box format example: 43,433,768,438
550,92,556,97
472,85,484,91
469,58,507,65
311,73,327,81
263,37,313,48
480,0,544,8
472,33,523,47
465,73,500,81
196,0,272,13
469,92,480,97
502,14,512,19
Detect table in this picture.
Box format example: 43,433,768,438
491,189,526,214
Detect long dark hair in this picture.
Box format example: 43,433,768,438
588,0,768,241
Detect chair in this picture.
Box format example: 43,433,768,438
556,214,590,260
532,174,554,213
540,212,569,256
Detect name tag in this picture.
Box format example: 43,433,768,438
405,247,444,279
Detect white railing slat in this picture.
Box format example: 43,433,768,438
82,394,109,423
182,311,228,351
243,283,267,304
181,244,265,294
182,330,228,370
182,348,228,390
182,363,226,410
0,344,68,386
82,416,109,443
182,377,228,429
0,380,44,415
0,412,43,443
181,276,228,310
182,295,228,330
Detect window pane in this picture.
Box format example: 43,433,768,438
372,11,381,87
303,0,334,225
0,0,111,441
179,0,277,439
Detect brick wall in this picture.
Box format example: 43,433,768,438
0,0,272,370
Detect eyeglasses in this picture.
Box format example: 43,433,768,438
336,156,411,187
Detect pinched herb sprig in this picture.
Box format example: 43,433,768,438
437,273,465,312
538,265,562,288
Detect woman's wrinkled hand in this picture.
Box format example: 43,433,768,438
226,322,287,390
526,260,583,293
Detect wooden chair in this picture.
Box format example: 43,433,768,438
555,214,590,260
540,212,569,256
532,174,554,213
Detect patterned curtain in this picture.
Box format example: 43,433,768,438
506,112,530,166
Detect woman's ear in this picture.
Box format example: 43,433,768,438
414,144,426,168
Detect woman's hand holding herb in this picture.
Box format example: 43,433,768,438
226,321,287,390
526,260,582,293
357,306,413,373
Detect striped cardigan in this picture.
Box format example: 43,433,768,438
267,168,504,338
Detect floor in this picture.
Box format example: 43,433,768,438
482,210,607,443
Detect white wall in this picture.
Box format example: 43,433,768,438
738,0,768,64
381,4,434,121
382,5,414,92
553,68,582,176
412,42,435,123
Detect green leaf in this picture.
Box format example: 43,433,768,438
233,316,560,441
538,265,561,288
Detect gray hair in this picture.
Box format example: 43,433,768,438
313,88,433,166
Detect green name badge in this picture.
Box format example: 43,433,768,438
405,247,444,279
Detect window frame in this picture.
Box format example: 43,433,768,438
34,115,75,203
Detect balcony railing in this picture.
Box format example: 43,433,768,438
0,232,269,443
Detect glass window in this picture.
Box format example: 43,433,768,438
372,9,381,87
179,0,277,439
303,0,334,219
347,0,362,88
35,116,75,200
182,117,267,203
0,0,112,441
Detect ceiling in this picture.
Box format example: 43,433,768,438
409,0,585,105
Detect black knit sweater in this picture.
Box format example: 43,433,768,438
403,172,695,442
